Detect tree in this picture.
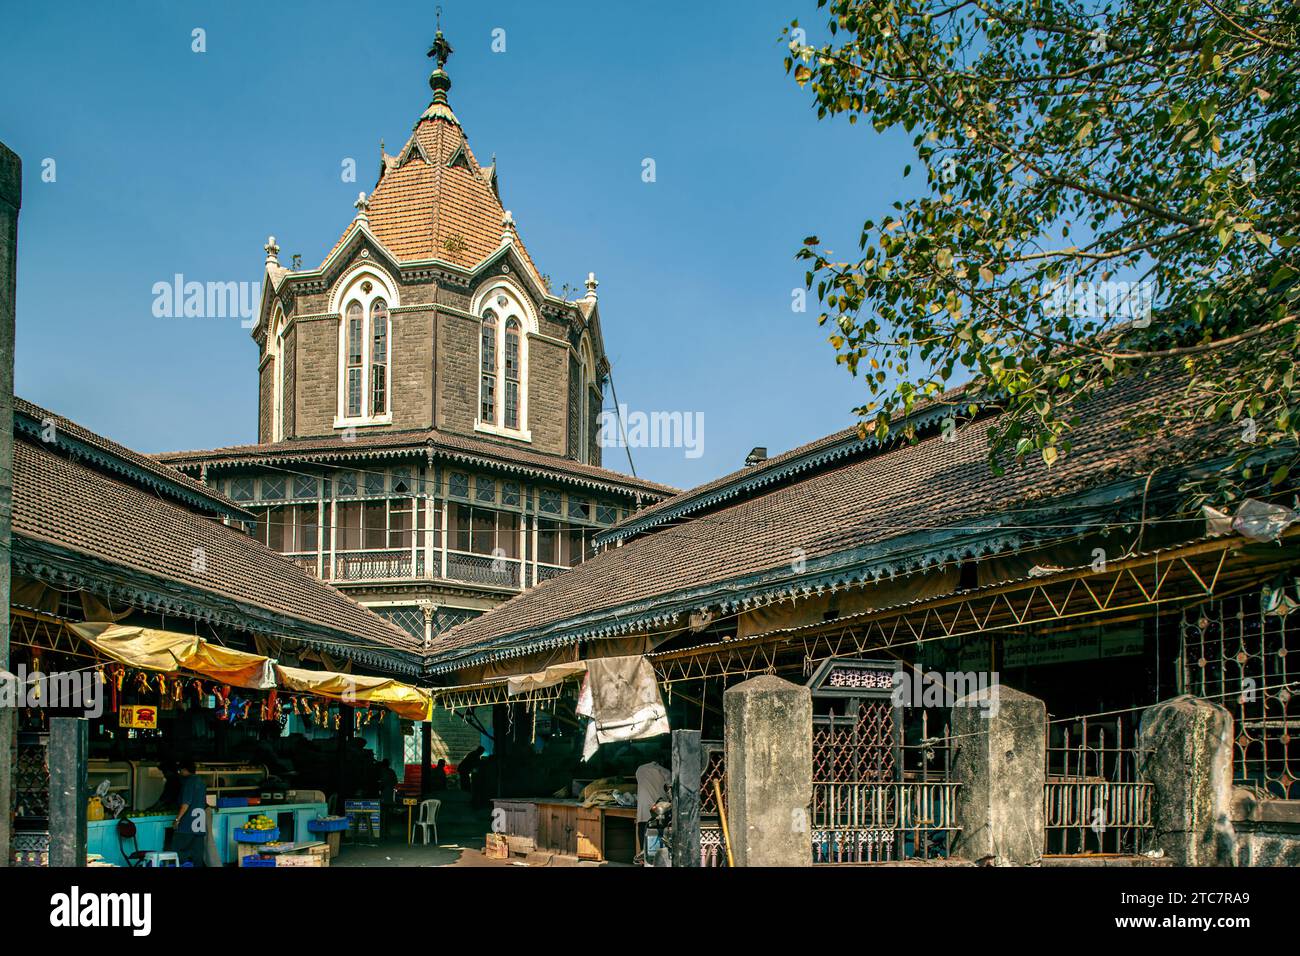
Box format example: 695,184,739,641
786,0,1299,494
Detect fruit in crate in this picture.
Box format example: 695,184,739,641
243,815,276,831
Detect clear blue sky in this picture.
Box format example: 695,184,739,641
0,0,916,490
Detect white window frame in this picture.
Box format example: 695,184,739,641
473,280,533,441
270,307,287,443
578,334,597,463
330,265,398,430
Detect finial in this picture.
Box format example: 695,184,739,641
585,272,599,298
354,192,370,224
427,17,454,104
500,210,516,247
264,236,280,267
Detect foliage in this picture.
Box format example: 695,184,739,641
786,0,1300,492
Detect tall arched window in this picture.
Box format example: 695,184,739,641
578,337,597,463
504,318,521,430
345,301,364,418
475,283,531,439
370,299,388,416
332,267,397,428
480,310,497,423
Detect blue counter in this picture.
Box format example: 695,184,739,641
87,815,172,867
87,803,328,866
213,803,328,864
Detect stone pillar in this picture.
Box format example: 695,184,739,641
951,683,1046,865
671,729,701,868
1138,695,1236,866
722,675,811,866
0,140,20,869
48,717,88,868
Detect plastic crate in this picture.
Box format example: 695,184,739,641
233,827,280,844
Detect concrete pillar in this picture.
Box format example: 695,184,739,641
1138,695,1236,866
48,717,88,867
0,140,20,868
722,675,812,866
671,729,701,867
951,683,1046,865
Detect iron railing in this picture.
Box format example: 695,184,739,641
1182,588,1300,799
1044,714,1153,855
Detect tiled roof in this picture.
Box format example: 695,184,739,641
598,384,978,546
427,365,1234,670
12,438,421,660
14,397,248,519
156,428,678,499
323,106,542,284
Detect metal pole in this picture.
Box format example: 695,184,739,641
0,141,21,869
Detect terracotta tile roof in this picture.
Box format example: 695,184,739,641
427,366,1233,670
600,383,979,544
324,110,542,284
156,428,678,500
14,397,248,519
12,438,421,661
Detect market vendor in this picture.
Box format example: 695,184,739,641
173,758,208,867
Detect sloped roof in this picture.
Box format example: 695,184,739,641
156,427,678,500
14,397,249,520
323,96,542,284
426,365,1235,672
13,438,422,662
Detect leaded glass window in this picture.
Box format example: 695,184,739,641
370,299,388,416
480,311,497,423
345,301,364,418
504,318,520,429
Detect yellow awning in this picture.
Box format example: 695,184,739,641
69,622,276,690
274,664,432,721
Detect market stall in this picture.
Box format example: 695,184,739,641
11,615,428,867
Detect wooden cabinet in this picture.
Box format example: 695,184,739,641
576,807,602,860
537,803,577,856
492,800,538,841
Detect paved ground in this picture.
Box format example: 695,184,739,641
332,789,504,867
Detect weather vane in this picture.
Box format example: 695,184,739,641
428,7,453,70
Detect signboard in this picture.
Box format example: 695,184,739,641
1001,626,1145,669
119,705,158,729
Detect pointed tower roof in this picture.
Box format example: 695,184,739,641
324,27,542,282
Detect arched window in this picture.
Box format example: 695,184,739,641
332,268,397,427
578,337,597,463
370,299,388,416
504,318,521,430
475,284,531,438
480,310,497,423
345,301,364,418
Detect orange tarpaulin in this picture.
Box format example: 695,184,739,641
69,623,276,690
273,664,432,721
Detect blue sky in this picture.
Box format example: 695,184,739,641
0,0,916,490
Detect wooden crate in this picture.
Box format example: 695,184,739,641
484,832,509,860
276,853,325,867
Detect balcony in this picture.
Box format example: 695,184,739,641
280,546,572,591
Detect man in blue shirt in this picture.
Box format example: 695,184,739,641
173,758,208,867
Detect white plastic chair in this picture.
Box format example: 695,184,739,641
413,798,440,846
